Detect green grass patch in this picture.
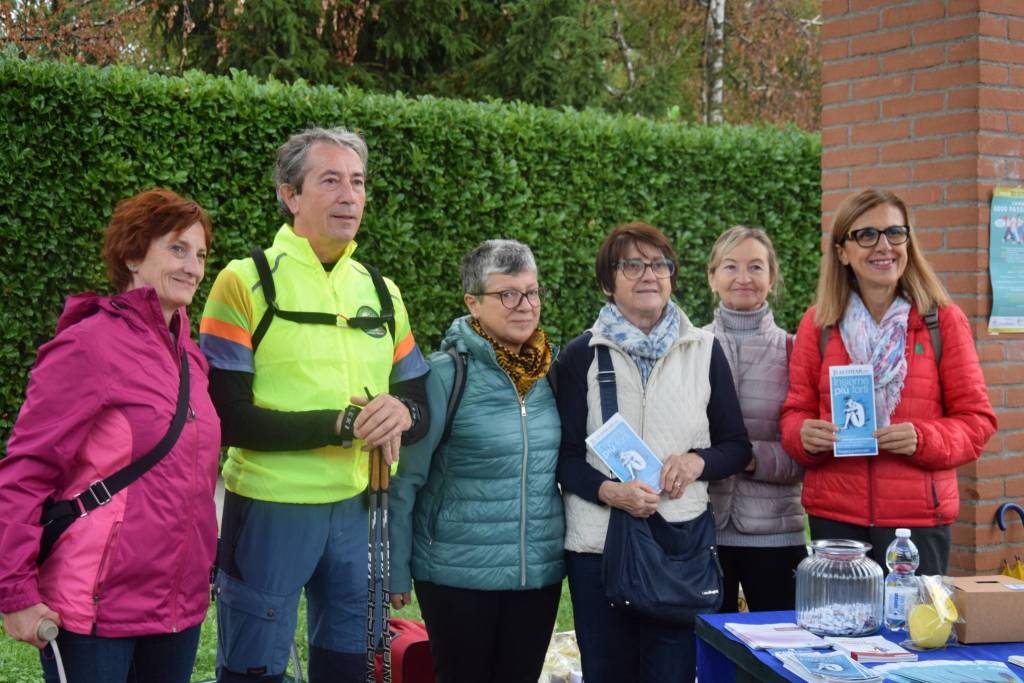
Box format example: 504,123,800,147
1,581,574,681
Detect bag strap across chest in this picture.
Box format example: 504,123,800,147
38,349,191,564
250,247,396,351
596,345,617,422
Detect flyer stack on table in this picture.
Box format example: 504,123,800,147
696,610,1024,683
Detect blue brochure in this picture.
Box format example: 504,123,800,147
787,651,881,681
585,412,663,491
875,659,1024,682
829,365,878,457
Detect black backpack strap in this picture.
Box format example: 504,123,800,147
362,264,397,342
546,366,558,397
39,349,191,563
818,324,832,359
922,306,943,403
923,307,941,365
251,248,277,352
251,249,396,351
440,347,468,445
595,345,618,422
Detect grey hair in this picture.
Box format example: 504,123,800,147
273,127,369,217
460,239,538,294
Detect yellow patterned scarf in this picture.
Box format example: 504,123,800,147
471,318,552,399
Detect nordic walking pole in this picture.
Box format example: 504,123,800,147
366,447,381,683
378,450,393,683
365,446,393,683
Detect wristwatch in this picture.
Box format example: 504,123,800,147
337,404,361,448
396,395,421,428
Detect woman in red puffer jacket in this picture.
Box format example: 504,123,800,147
781,188,996,575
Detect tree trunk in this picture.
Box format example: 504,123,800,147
703,0,726,125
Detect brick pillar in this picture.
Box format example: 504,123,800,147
820,0,1024,575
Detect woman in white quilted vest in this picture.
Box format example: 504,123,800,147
556,222,752,683
704,225,807,613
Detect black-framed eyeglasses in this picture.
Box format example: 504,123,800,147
842,225,910,248
616,258,676,280
474,287,549,309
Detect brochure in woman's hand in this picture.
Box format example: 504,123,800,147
585,412,664,492
829,365,879,457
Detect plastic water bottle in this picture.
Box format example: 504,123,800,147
883,528,920,631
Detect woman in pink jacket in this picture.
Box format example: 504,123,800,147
0,189,220,683
780,188,996,575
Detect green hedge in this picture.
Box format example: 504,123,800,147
0,57,821,447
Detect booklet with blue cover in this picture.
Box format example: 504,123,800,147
829,365,878,457
780,651,882,682
873,659,1024,683
585,412,663,491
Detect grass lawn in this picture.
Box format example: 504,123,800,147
0,581,575,682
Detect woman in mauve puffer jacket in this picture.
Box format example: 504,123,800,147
780,188,996,576
704,226,806,614
0,189,220,683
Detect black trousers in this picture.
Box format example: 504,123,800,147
414,580,561,683
718,544,808,613
808,516,951,575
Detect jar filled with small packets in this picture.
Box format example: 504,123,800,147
796,539,884,637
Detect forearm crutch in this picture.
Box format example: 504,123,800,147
365,448,392,683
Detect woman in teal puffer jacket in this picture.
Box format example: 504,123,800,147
389,239,564,683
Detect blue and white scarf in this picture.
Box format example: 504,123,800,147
839,292,911,426
593,301,680,386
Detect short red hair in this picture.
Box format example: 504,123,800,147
102,188,213,292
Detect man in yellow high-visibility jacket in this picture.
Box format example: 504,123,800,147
200,127,430,683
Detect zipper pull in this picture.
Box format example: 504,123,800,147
187,405,196,422
520,401,526,417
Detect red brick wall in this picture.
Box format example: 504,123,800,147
820,0,1024,575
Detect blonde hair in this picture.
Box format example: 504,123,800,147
814,189,951,326
707,225,783,302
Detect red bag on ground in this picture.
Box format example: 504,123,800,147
374,618,434,683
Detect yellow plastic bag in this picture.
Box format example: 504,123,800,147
904,575,958,651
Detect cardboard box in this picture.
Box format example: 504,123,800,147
952,574,1024,644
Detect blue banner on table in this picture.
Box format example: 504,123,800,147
989,186,1024,334
829,365,878,457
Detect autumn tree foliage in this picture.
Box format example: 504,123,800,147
1,0,822,130
0,0,152,65
609,0,820,129
720,0,822,130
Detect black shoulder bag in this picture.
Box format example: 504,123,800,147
37,349,190,565
596,345,724,625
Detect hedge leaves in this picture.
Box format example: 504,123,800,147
0,58,820,447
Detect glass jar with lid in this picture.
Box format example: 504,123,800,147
795,539,883,637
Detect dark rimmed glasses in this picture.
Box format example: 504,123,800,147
616,258,676,280
842,225,910,248
474,287,549,309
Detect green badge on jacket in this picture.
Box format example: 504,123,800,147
915,342,924,355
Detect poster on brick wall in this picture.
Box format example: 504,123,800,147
988,187,1024,334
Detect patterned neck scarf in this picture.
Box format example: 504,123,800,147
470,318,552,399
839,292,911,426
593,301,680,386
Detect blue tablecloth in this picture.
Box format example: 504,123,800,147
696,610,1024,682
